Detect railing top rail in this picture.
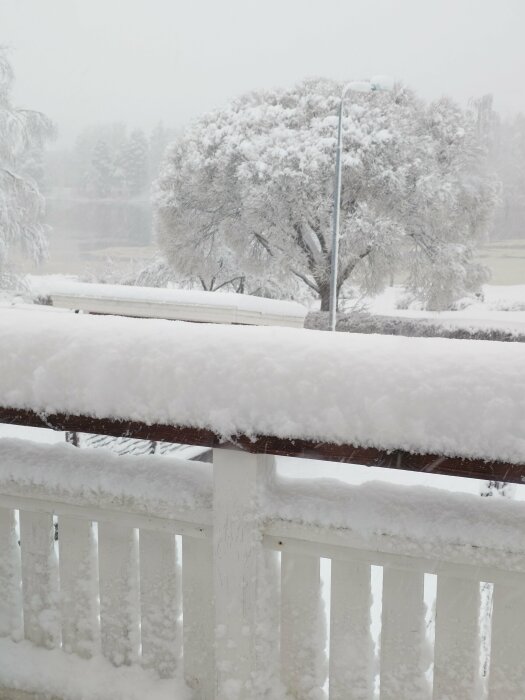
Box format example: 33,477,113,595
1,306,524,477
1,406,524,484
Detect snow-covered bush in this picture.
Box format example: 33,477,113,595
0,49,54,288
155,78,498,309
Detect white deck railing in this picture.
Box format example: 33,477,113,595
1,305,524,699
0,438,524,700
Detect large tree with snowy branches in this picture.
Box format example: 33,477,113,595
155,78,498,309
0,49,54,287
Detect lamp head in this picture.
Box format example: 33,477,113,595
369,75,395,91
343,76,394,96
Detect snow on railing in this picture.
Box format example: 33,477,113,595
1,439,525,699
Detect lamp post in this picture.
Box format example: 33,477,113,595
328,77,392,332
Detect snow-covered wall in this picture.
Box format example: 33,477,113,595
1,306,524,464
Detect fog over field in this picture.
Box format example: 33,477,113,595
2,0,525,288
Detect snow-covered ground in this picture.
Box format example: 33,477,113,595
360,284,525,336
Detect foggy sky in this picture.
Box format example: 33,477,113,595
2,0,524,144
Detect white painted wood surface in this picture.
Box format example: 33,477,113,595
281,551,327,699
488,581,525,699
0,507,22,639
58,515,99,657
19,510,59,648
97,521,140,666
380,567,429,700
182,535,215,700
433,575,480,700
213,449,281,700
139,529,179,677
2,443,525,700
329,559,373,700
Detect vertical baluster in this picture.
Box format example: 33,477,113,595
329,559,374,700
59,515,99,657
139,529,179,677
98,521,139,666
281,551,327,699
182,536,214,700
380,566,429,700
433,574,480,699
213,449,281,699
488,581,525,699
19,510,60,648
0,507,22,640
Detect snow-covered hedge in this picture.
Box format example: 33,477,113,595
1,307,524,464
306,311,525,342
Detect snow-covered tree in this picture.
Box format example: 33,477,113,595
0,49,54,287
149,122,177,180
90,139,113,198
73,123,127,196
122,129,149,197
489,113,525,239
155,78,498,308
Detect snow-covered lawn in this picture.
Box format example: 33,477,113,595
361,283,525,336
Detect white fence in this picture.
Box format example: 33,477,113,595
0,440,524,700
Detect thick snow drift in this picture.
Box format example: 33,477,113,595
0,306,524,464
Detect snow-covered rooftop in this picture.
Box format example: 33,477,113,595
29,279,307,327
1,306,524,464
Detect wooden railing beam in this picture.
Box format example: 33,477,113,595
0,406,523,485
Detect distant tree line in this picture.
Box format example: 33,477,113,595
43,122,178,199
489,112,525,240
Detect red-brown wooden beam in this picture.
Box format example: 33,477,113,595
0,406,523,485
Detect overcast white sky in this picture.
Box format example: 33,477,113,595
2,0,524,144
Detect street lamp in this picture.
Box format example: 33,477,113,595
328,77,392,332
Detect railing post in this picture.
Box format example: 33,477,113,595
213,448,282,700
